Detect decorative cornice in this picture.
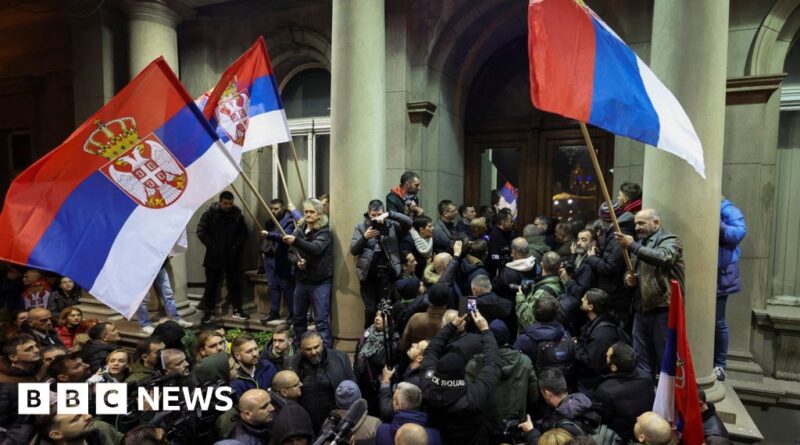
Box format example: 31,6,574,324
726,74,786,106
781,84,800,111
407,101,437,125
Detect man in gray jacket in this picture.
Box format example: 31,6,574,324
350,199,413,329
615,208,685,376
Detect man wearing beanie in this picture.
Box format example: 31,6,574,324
466,319,538,444
320,380,380,443
400,282,449,351
420,310,501,445
269,401,315,445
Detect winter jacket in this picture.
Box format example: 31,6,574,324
536,393,602,437
350,211,413,281
47,287,82,315
526,235,550,262
230,359,278,403
386,186,416,214
575,314,626,390
516,275,563,330
401,306,447,351
375,410,443,445
287,347,355,432
0,357,40,428
628,227,685,312
77,340,116,373
513,320,569,366
465,346,538,436
421,323,501,445
593,368,655,442
260,340,296,371
472,291,512,323
455,256,490,297
232,419,272,445
494,256,538,301
55,323,91,350
444,331,483,362
33,420,122,445
324,408,381,444
432,218,457,253
717,198,746,297
288,215,334,284
22,326,65,349
487,227,515,275
196,202,248,269
269,401,315,445
124,361,158,383
585,234,630,313
262,209,299,279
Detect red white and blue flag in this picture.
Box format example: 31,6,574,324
497,181,519,219
200,36,291,164
0,59,240,318
653,280,704,445
528,0,705,178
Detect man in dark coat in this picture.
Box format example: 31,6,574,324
270,400,315,445
467,275,512,323
593,342,654,442
376,382,442,445
420,310,501,445
0,334,42,428
487,211,515,277
350,199,413,329
22,307,65,348
260,198,300,324
513,295,571,367
287,331,355,433
714,197,746,381
494,237,538,302
78,322,120,373
197,191,249,323
575,288,628,391
386,170,423,217
534,368,603,438
232,389,275,445
560,228,597,334
432,200,458,254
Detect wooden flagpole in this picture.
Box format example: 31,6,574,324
229,183,263,232
286,139,308,201
272,144,294,207
579,122,634,273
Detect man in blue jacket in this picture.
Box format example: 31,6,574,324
715,197,746,381
230,335,277,404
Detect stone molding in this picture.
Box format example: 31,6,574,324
753,297,800,380
406,101,437,125
725,74,786,105
781,84,800,110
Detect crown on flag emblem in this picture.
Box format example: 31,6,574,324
86,117,188,209
215,75,250,146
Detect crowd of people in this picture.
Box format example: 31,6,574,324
0,170,746,445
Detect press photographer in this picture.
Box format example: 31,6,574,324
350,199,413,329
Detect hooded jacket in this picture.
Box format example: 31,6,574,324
513,320,569,366
375,410,443,445
575,314,626,390
386,186,416,214
260,339,296,371
232,419,272,445
350,211,413,281
494,256,538,301
536,392,602,437
628,227,685,312
288,215,333,284
593,368,654,442
197,202,248,269
269,401,315,445
465,345,538,436
231,359,278,404
420,323,501,445
717,198,746,297
516,275,564,330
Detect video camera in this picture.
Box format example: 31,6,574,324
509,279,534,296
500,418,526,445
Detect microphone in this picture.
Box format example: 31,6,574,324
312,398,368,445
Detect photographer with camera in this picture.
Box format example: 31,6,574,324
350,199,413,330
516,252,564,330
494,237,538,303
387,171,424,217
420,309,500,445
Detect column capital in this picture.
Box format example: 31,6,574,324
125,0,182,28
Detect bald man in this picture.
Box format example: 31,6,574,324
633,411,672,445
271,370,303,401
233,389,274,444
615,208,685,376
24,307,64,347
395,422,429,445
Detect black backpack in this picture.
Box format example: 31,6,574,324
555,420,624,445
533,334,576,376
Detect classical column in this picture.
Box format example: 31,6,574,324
330,0,386,349
643,0,729,401
127,0,180,77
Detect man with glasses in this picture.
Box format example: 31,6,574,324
23,307,64,348
433,200,458,254
271,369,303,402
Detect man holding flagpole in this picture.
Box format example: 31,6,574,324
615,209,685,376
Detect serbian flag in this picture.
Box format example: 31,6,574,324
202,36,291,164
653,280,704,445
528,0,705,178
0,58,239,318
497,181,518,219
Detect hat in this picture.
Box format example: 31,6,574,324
335,380,362,409
598,201,622,223
396,277,421,301
272,401,315,445
435,352,466,381
489,319,510,346
428,283,451,308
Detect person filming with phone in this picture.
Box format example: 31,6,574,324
350,199,413,329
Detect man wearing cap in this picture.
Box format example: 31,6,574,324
320,380,380,443
400,282,450,351
420,310,501,445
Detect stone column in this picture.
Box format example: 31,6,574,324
643,0,729,401
330,0,386,350
126,0,194,320
127,0,180,77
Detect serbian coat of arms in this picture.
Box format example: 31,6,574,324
215,75,251,146
84,117,187,209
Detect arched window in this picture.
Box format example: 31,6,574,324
274,68,331,206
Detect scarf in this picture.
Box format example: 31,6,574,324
355,326,385,375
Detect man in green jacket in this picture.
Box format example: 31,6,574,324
516,252,564,330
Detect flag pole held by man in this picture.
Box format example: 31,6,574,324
0,58,240,319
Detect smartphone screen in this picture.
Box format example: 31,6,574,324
467,297,477,313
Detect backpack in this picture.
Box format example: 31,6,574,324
533,282,578,331
593,320,632,346
533,334,576,377
556,419,624,445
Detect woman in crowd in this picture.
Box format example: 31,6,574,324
402,215,434,279
48,276,82,314
355,312,397,416
55,306,95,351
104,349,131,382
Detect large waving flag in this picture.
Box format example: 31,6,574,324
497,181,519,220
528,0,705,178
0,59,239,318
202,36,291,164
653,280,704,445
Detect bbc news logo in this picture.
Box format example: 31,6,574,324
18,383,234,414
